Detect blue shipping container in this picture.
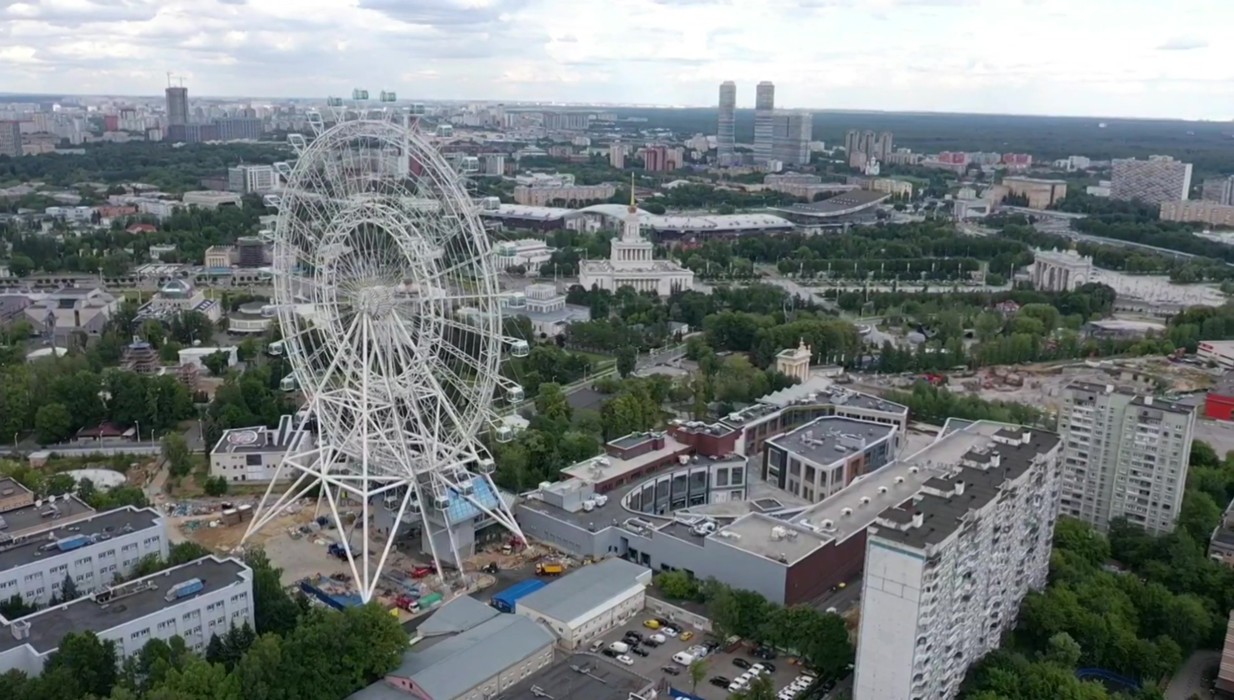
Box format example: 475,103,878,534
490,579,546,613
56,535,88,552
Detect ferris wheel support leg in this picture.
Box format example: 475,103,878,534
462,474,527,544
362,482,416,603
412,479,450,595
244,464,314,542
439,506,466,591
322,478,372,603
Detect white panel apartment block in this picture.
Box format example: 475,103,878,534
0,556,253,677
0,506,168,608
854,425,1062,700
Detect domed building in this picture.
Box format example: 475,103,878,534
137,278,221,322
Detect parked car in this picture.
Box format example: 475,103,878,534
615,654,634,666
631,647,649,657
653,617,671,627
661,666,681,676
710,676,731,688
623,631,644,643
643,638,661,648
411,565,436,578
680,631,695,641
601,648,618,658
662,627,680,638
752,646,777,660
732,658,752,670
760,662,777,673
649,633,667,644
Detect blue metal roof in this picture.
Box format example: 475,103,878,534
443,476,501,525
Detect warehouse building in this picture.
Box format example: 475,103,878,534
350,595,555,700
0,555,254,676
515,558,653,648
0,506,168,608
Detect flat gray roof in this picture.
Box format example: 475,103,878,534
516,559,651,625
499,653,654,700
376,597,555,700
0,495,94,535
873,428,1061,550
0,477,31,500
714,512,830,565
723,377,906,427
0,556,249,653
1066,381,1193,415
0,506,161,571
767,416,896,467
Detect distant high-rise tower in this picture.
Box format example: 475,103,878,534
844,129,860,156
165,85,188,142
717,81,736,166
0,121,21,158
875,131,894,160
753,81,775,165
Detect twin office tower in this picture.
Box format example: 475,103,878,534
717,81,811,167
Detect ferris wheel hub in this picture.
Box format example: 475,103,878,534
351,284,399,319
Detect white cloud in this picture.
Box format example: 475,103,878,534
1,0,1232,118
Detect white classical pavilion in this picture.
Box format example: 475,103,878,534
775,338,812,383
578,187,694,297
1031,248,1093,292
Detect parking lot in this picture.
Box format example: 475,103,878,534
590,617,816,700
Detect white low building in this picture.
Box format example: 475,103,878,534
493,238,555,272
210,415,312,482
501,283,591,338
514,558,652,649
0,556,254,676
577,199,694,297
0,506,169,608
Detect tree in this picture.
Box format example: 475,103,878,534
7,254,34,277
43,631,119,698
616,345,637,378
169,310,214,345
655,570,700,601
33,402,73,444
243,548,302,636
201,350,232,377
0,593,38,619
58,572,79,602
161,432,193,477
688,658,708,694
534,382,571,423
204,475,229,497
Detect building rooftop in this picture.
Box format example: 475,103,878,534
0,506,161,571
712,512,830,565
351,596,555,700
767,416,897,467
499,652,654,700
0,556,249,653
722,377,906,427
560,434,689,484
871,426,1061,550
769,190,890,218
0,495,94,535
0,478,31,502
1066,381,1194,415
212,415,310,455
516,558,651,625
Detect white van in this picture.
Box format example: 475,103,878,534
672,651,695,666
589,639,605,652
609,641,630,654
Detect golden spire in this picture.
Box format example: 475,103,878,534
628,172,636,212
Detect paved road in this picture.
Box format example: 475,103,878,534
1166,650,1219,700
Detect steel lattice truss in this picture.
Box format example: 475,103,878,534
243,101,527,602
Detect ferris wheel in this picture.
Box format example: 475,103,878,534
243,90,529,602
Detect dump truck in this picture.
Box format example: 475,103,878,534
535,561,565,577
490,579,547,613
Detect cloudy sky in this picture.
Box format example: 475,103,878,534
2,0,1232,119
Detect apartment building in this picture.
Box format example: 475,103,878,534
1002,176,1067,209
854,425,1062,700
1057,382,1195,534
1111,156,1193,205
0,556,253,676
1160,200,1234,227
771,111,812,167
513,182,616,207
1202,176,1234,206
0,121,22,157
227,164,277,194
753,81,775,164
0,507,169,608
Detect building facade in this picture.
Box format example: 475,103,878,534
210,414,312,482
1058,382,1195,534
763,416,897,503
1160,200,1234,227
772,111,812,167
1030,248,1093,292
513,183,616,207
0,121,21,157
854,427,1062,700
775,340,811,383
717,81,736,166
515,558,652,648
227,164,277,194
1002,177,1067,209
0,507,168,608
1111,156,1193,205
0,556,253,677
577,199,694,296
1202,176,1234,206
753,81,775,164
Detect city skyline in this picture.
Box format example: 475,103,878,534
2,0,1232,120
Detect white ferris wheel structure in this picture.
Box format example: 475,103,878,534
242,89,529,602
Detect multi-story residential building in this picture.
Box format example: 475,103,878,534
771,111,812,167
609,141,625,169
1057,382,1195,534
1217,611,1234,694
0,556,253,676
717,81,736,166
0,506,169,608
1111,156,1193,205
215,117,263,141
227,164,277,194
1002,176,1067,209
854,425,1062,700
0,121,21,157
513,182,616,207
1202,176,1234,206
1160,200,1234,227
763,416,897,503
753,81,775,164
210,414,313,483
